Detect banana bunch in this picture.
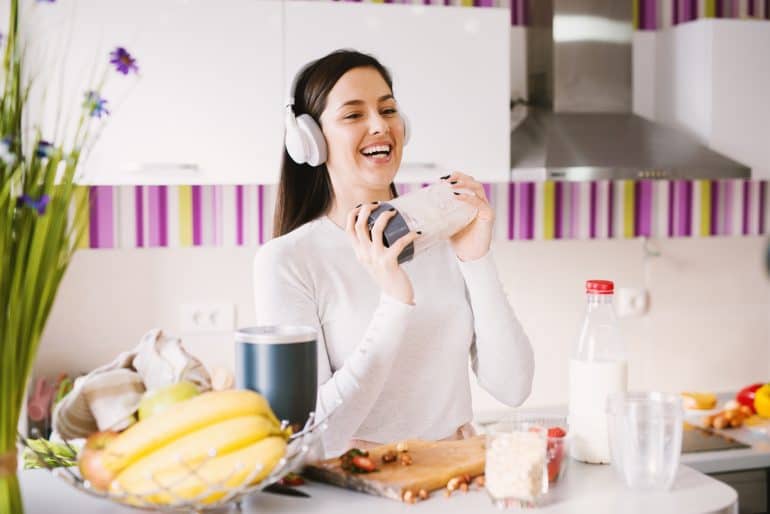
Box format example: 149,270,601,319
102,389,289,506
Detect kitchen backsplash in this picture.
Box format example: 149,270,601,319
635,0,770,29
80,180,769,249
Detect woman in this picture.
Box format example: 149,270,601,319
253,49,534,457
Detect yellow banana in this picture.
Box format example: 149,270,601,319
110,415,279,495
103,390,280,473
114,436,287,505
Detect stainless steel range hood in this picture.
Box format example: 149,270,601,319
510,0,750,181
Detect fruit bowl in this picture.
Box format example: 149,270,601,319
20,412,327,513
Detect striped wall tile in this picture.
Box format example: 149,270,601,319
636,0,769,29
77,180,769,249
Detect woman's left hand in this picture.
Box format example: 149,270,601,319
445,172,494,262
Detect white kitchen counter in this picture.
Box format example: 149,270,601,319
20,462,737,514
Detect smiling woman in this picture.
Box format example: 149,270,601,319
254,49,535,458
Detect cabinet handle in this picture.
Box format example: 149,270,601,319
400,162,438,169
123,162,200,174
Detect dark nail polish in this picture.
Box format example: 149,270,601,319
388,207,395,212
440,174,450,180
453,192,460,195
450,180,458,185
355,203,362,208
416,230,422,235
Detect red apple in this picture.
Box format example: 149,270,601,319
78,430,119,491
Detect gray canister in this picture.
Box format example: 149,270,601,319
234,326,318,429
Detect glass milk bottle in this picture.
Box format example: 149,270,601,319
568,279,627,464
368,181,477,264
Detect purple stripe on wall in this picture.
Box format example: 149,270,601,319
508,183,515,240
749,0,756,16
637,181,653,237
667,181,674,236
135,186,144,247
474,0,494,6
236,185,244,246
766,0,769,20
258,184,264,245
89,186,115,249
192,185,202,246
148,186,168,247
641,0,658,29
742,180,750,234
212,185,220,246
673,0,680,24
716,0,723,17
685,180,693,236
554,182,563,239
607,182,615,237
760,182,767,234
89,187,99,249
482,183,491,205
589,182,597,239
710,181,719,236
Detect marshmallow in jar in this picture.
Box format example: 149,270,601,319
367,181,478,263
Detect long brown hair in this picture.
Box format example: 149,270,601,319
273,49,399,237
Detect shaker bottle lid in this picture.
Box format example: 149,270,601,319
585,279,614,294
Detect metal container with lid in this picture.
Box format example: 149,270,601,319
235,325,318,429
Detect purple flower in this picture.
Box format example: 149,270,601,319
17,194,51,215
83,91,110,118
109,47,138,75
0,136,16,166
35,140,54,158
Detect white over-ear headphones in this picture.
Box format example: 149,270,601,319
284,64,410,167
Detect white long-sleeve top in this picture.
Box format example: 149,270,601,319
252,216,534,457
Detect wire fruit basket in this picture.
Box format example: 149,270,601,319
19,413,327,513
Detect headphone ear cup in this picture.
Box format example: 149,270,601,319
401,112,410,146
284,109,308,164
296,114,327,166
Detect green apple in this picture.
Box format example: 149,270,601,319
137,381,200,420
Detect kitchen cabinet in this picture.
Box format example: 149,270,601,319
25,0,284,185
710,469,768,514
285,1,511,183
633,19,770,179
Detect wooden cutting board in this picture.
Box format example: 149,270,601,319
304,437,486,501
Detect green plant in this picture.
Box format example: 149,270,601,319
0,1,136,511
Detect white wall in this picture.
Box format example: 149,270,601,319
34,236,770,419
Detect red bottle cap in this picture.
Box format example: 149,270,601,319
586,280,614,294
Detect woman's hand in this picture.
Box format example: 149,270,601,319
445,172,495,262
346,203,421,305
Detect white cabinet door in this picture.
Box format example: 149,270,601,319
285,2,510,183
26,0,283,185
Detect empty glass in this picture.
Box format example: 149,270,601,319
607,392,684,491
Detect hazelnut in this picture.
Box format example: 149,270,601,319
396,441,409,453
473,475,486,487
447,477,461,491
418,489,429,500
399,453,413,466
403,490,416,504
381,450,397,464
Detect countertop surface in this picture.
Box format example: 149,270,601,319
20,462,737,514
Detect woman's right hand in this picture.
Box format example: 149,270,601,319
346,203,421,305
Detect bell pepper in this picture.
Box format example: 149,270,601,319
736,383,764,414
753,384,770,418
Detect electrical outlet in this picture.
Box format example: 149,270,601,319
179,303,236,333
614,288,649,318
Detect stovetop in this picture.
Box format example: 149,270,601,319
682,423,751,453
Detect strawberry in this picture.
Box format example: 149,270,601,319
547,426,566,438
